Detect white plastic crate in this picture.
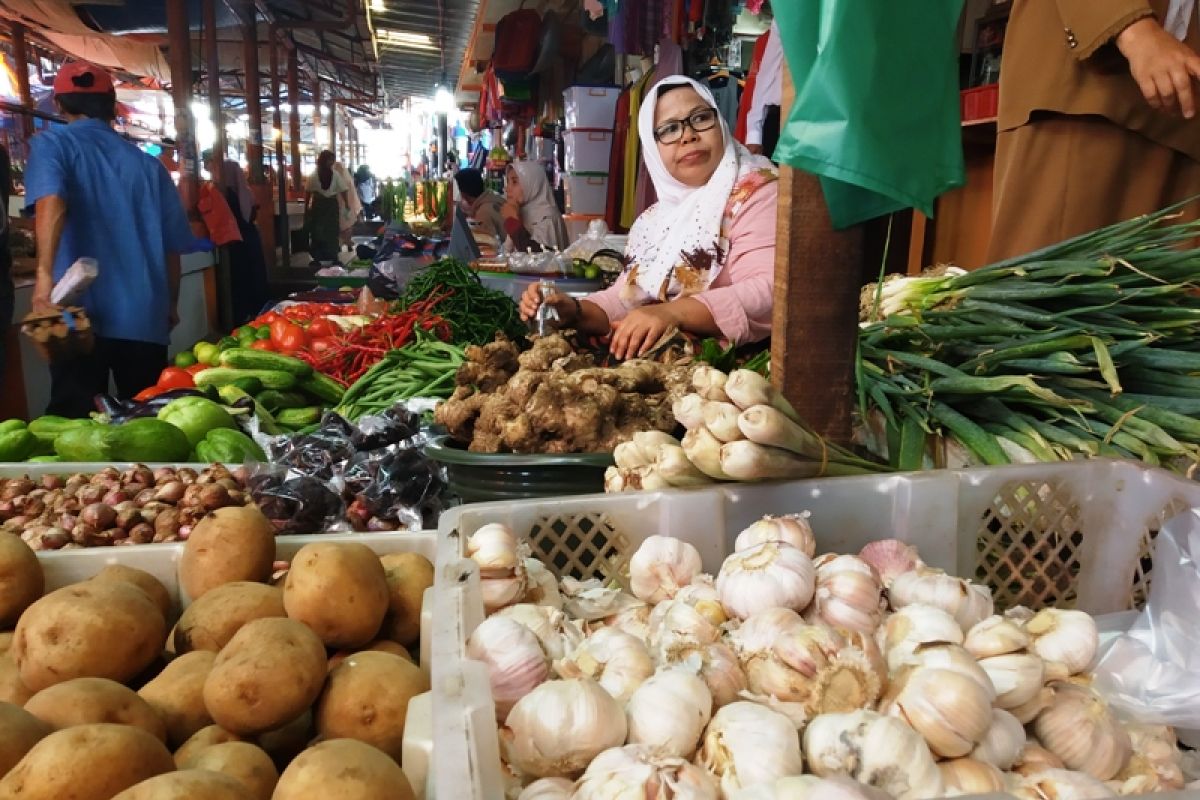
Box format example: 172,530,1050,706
563,85,620,130
563,129,614,173
563,172,608,216
33,530,437,800
429,460,1200,800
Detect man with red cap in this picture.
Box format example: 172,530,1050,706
26,61,193,417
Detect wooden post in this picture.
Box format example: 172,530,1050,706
10,23,33,142
287,48,302,191
328,104,337,160
769,71,863,443
242,2,274,267
203,0,225,179
313,79,322,152
166,0,200,225
269,33,290,266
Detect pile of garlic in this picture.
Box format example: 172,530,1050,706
464,515,1186,800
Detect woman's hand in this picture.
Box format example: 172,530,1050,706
609,305,679,360
518,283,579,324
1117,17,1200,118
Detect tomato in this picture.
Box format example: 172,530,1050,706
184,363,208,375
134,386,166,402
259,311,279,325
250,339,276,351
307,317,336,339
308,337,336,357
269,318,293,346
276,326,309,354
157,367,195,390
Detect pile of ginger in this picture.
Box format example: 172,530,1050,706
435,335,693,453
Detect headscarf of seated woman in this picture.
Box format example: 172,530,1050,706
624,76,776,305
509,161,569,250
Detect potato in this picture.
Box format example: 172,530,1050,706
0,652,30,705
203,618,326,735
182,742,278,800
272,739,415,800
0,533,42,629
110,769,253,800
0,631,13,654
138,651,215,746
315,651,429,762
174,724,243,768
327,639,413,672
175,582,285,654
0,702,51,777
88,564,172,620
253,711,312,769
24,677,166,741
379,552,433,647
180,506,275,601
283,542,389,648
0,723,174,800
13,581,166,692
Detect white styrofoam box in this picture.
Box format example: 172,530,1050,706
564,85,620,130
563,172,609,216
564,213,604,243
563,129,614,173
429,460,1200,800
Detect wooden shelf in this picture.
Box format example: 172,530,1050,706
962,116,997,127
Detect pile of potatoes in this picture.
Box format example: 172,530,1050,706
0,503,435,800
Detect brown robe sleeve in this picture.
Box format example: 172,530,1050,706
1053,0,1155,58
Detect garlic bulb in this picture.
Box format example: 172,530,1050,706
698,701,803,796
812,554,884,634
572,744,719,800
523,558,562,608
468,522,521,575
1112,724,1185,793
888,567,994,630
803,709,944,800
482,563,529,614
648,597,720,663
1012,741,1066,776
501,678,628,779
599,602,653,645
938,757,1006,796
1025,609,1098,676
734,513,816,557
494,604,586,661
1033,682,1130,780
628,535,703,604
976,651,1045,710
716,542,815,620
902,643,996,702
881,666,993,758
964,614,1029,658
517,778,574,800
729,775,892,800
1010,684,1056,724
625,668,712,759
467,616,550,720
879,603,963,671
971,709,1026,770
674,576,727,626
1009,768,1116,799
661,641,748,708
561,577,641,622
555,627,653,705
858,539,922,586
733,612,883,716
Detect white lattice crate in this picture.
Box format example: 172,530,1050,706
428,459,1200,800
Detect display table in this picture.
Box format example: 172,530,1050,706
477,272,604,302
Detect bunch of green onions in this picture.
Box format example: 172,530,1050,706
857,202,1200,472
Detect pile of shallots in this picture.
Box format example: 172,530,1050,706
462,515,1188,800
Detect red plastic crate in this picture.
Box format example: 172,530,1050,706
961,84,999,122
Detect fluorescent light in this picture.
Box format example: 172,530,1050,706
434,86,455,114
376,29,436,49
371,0,385,10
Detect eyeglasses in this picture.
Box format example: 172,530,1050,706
653,108,719,144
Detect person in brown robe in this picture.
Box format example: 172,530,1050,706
988,0,1200,261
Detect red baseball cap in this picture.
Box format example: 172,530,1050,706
53,62,114,96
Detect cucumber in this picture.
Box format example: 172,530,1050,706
257,390,311,411
275,406,322,428
218,348,313,376
195,368,296,390
300,372,346,405
230,376,264,395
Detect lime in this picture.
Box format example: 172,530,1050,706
174,351,198,368
584,265,601,280
193,342,221,366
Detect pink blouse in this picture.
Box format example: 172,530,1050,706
587,179,778,345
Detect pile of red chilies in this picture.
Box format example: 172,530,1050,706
296,292,454,387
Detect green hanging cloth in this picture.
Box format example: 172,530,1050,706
771,0,967,229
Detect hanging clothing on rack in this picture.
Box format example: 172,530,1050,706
708,74,740,129
744,21,784,156
621,69,656,229
735,27,771,143
605,84,633,232
633,40,684,217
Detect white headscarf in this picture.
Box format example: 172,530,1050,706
510,161,569,250
334,162,362,224
624,76,776,304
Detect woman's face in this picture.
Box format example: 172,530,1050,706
505,167,525,204
653,86,723,187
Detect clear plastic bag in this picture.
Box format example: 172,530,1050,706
246,463,348,535
1093,508,1200,745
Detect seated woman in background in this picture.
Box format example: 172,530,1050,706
502,161,569,252
519,76,778,359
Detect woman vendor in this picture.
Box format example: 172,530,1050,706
305,150,351,265
519,76,778,359
502,161,570,252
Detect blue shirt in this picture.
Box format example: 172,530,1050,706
25,119,193,345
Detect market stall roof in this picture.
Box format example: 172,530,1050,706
368,0,479,101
